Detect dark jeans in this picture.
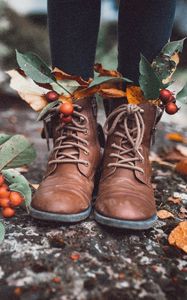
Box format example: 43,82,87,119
47,0,176,84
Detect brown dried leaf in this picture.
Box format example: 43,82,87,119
157,209,174,219
94,63,122,77
126,86,145,105
168,196,181,205
168,221,187,253
6,69,48,111
99,88,126,98
175,159,187,176
18,92,47,111
71,80,126,101
52,67,92,86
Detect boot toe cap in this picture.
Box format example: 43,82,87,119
95,191,156,221
31,185,90,215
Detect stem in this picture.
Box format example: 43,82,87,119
56,81,73,97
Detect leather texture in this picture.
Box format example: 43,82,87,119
95,103,160,221
31,97,101,215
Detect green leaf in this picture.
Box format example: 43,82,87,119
89,76,132,88
0,133,12,145
16,50,56,84
139,54,162,99
2,169,32,208
0,222,5,244
0,135,36,171
37,100,59,121
161,38,186,57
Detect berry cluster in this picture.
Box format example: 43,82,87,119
159,89,179,115
45,91,74,123
0,174,24,218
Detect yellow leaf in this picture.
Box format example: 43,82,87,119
165,132,186,143
168,221,187,253
126,86,145,105
157,209,174,219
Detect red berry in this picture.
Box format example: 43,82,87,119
59,102,74,116
159,89,173,104
61,115,72,123
45,91,59,102
165,102,179,115
0,174,4,186
9,191,24,207
0,186,10,198
2,207,15,218
0,198,10,208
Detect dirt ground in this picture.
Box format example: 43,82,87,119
0,94,187,300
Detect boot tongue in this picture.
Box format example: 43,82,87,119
45,97,97,178
103,103,159,185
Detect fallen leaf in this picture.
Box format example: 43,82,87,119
157,210,174,219
175,159,187,176
94,63,122,77
168,221,187,253
126,86,145,105
6,70,49,111
165,132,187,143
168,196,181,205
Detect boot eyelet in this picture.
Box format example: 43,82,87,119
84,130,88,135
85,162,89,167
84,151,89,155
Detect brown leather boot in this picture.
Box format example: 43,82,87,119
94,103,162,229
30,97,101,222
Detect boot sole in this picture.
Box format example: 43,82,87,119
29,206,92,223
94,211,157,230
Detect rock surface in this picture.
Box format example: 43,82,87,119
0,96,187,300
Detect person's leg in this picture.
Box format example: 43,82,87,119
47,0,101,80
95,1,177,229
118,0,176,84
30,0,101,222
104,0,176,117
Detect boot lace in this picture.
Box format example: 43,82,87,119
104,104,145,173
44,104,90,166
